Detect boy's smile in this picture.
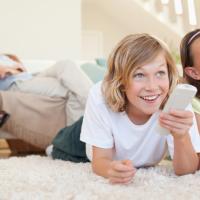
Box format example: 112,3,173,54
125,52,169,123
139,94,161,103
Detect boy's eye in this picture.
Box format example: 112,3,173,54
156,71,166,77
133,73,144,79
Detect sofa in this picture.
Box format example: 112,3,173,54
0,59,107,150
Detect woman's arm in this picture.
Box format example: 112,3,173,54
92,146,136,184
195,113,200,170
195,113,200,133
160,109,199,175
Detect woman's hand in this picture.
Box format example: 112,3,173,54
159,109,193,138
107,159,136,184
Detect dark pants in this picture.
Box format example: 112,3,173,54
52,117,89,163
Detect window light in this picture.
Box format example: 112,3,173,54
161,0,169,5
174,0,183,15
187,0,197,25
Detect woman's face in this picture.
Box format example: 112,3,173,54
125,52,170,120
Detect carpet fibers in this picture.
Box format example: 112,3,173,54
0,155,200,200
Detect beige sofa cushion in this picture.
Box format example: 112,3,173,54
1,91,66,149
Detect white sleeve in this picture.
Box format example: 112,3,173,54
80,85,114,149
167,104,200,158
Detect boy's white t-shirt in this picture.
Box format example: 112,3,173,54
80,82,200,168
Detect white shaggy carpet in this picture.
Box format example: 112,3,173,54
0,156,200,200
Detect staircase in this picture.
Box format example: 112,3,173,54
82,0,199,60
133,0,199,38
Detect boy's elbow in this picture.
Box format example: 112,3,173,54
91,161,101,176
174,168,197,176
91,162,97,173
173,157,199,176
174,170,187,176
91,160,109,178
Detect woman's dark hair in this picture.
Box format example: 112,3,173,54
180,29,200,98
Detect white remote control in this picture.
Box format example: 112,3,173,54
156,84,197,135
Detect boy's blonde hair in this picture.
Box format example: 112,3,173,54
102,33,178,112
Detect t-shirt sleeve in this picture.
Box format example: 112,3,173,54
80,85,114,149
166,104,200,159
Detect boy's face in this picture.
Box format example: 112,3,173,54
188,38,200,80
125,52,169,121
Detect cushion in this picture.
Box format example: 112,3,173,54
80,63,106,83
1,91,66,149
95,58,107,68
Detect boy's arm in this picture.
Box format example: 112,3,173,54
160,109,199,175
173,133,199,175
92,146,114,178
92,146,136,184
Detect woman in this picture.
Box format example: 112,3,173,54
180,29,200,131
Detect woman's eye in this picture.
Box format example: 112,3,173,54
133,73,144,79
156,71,166,77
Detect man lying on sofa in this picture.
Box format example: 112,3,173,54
0,54,96,150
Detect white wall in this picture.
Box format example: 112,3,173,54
82,0,182,60
81,30,103,60
0,0,81,60
82,2,128,59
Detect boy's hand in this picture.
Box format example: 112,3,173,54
107,159,136,184
159,109,193,138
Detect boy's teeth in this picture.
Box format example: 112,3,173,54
142,95,158,100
